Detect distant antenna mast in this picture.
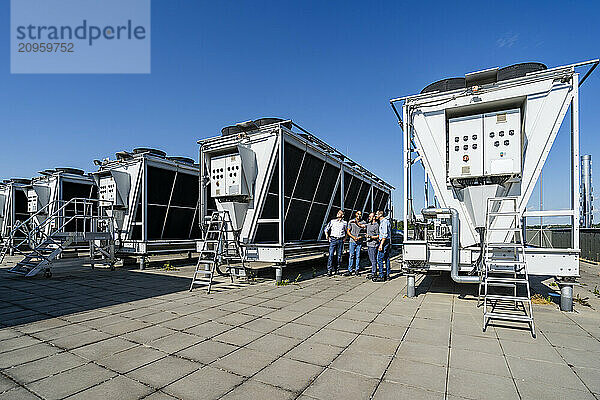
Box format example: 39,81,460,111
581,155,593,227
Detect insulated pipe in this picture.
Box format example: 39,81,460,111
421,207,480,284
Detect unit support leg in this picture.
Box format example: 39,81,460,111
407,274,416,298
559,282,574,312
90,241,95,269
275,265,283,284
139,256,146,271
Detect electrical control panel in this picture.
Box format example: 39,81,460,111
210,154,246,197
483,109,522,175
27,190,39,213
448,108,522,180
448,114,484,179
99,176,117,203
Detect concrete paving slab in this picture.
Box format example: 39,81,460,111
64,375,154,400
310,328,358,347
506,355,589,391
573,366,600,394
373,380,445,400
500,338,564,363
0,386,40,400
123,326,177,344
71,337,138,360
213,326,263,346
347,334,399,355
26,362,116,400
303,368,379,400
184,321,232,338
246,333,301,356
3,351,87,384
254,357,324,393
175,339,238,364
450,348,511,377
286,341,344,367
385,358,446,393
273,323,320,340
221,379,295,400
395,341,448,366
213,347,277,377
126,355,200,388
447,368,518,400
162,366,244,400
146,332,204,354
330,349,391,378
97,345,167,373
0,342,61,368
515,379,596,400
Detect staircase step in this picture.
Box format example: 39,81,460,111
485,294,531,302
484,312,533,322
485,242,523,248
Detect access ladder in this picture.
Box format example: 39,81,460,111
479,197,535,337
190,210,246,294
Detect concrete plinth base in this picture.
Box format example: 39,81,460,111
407,274,416,297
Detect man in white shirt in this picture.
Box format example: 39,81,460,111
324,209,347,276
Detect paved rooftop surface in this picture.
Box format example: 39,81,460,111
1,257,599,400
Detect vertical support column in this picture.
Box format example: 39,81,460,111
340,166,345,211
275,264,283,284
142,158,148,244
199,144,206,225
571,74,580,250
139,256,145,270
89,240,95,269
407,274,416,297
403,104,410,240
278,129,285,246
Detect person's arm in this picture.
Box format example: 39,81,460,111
347,225,355,241
324,221,331,240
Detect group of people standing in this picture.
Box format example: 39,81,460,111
324,209,391,282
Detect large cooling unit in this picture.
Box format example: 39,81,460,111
391,60,598,285
93,148,201,257
0,179,31,240
198,118,394,264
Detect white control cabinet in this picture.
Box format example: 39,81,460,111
99,176,117,203
210,154,245,197
448,114,484,179
483,109,522,175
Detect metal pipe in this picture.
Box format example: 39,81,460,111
421,207,480,284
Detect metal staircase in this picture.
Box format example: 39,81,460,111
190,210,246,294
479,197,535,337
4,198,115,277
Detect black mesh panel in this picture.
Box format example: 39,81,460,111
254,222,278,243
163,207,194,239
147,166,175,205
147,205,167,240
284,143,304,197
314,163,340,204
302,203,327,241
171,172,198,208
284,199,310,241
292,153,324,201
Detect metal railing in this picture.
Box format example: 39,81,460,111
1,198,115,261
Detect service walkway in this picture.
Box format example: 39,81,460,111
1,257,599,400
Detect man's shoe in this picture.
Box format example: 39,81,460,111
344,271,352,277
366,273,373,279
354,271,360,276
371,276,379,282
381,275,388,282
328,271,333,277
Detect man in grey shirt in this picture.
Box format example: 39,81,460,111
365,212,380,279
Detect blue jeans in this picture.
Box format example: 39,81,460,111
348,240,361,273
367,246,378,275
327,237,344,272
377,241,391,278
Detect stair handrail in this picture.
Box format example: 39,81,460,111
6,197,115,256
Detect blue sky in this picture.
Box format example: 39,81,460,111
1,0,599,218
